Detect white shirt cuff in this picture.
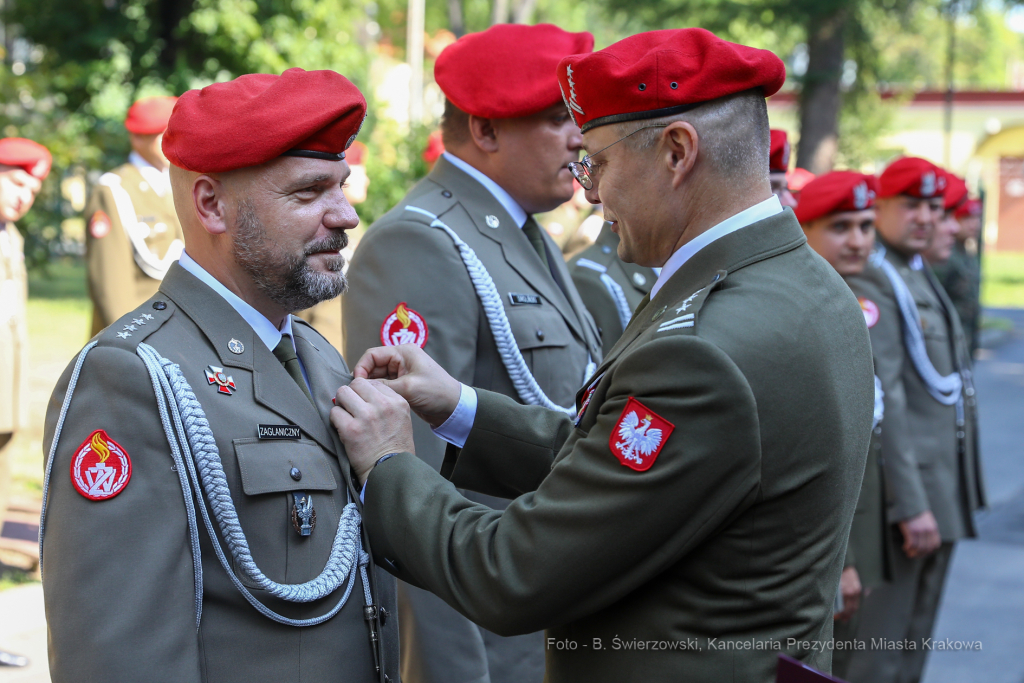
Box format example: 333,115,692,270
431,383,478,449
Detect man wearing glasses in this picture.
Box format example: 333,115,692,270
332,28,874,682
343,23,602,683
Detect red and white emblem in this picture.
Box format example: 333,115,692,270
206,365,236,394
89,210,112,239
574,374,603,426
610,398,674,472
858,297,880,328
70,429,132,501
380,302,428,348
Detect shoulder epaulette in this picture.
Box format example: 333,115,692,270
98,296,175,351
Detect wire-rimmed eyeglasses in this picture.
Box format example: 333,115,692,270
568,124,669,190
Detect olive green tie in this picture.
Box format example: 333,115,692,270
273,334,314,405
521,216,549,264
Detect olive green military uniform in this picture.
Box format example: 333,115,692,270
362,210,875,682
932,241,981,354
85,160,184,336
1,221,29,521
569,223,658,354
844,242,985,683
344,155,602,683
297,296,344,352
41,264,398,682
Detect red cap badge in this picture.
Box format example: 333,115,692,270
70,429,132,501
610,398,675,472
381,302,428,348
878,157,947,199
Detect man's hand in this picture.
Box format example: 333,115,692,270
353,344,462,428
834,566,862,622
899,510,941,558
331,378,416,486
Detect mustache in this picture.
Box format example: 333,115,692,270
304,231,349,257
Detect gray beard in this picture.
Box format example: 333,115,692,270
233,200,349,313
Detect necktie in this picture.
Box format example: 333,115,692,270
273,334,314,405
521,216,549,264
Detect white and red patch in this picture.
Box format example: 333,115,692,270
574,375,603,427
858,297,880,328
380,302,428,348
610,398,675,472
206,365,236,395
70,429,132,501
89,210,112,239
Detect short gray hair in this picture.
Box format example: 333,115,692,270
615,89,770,181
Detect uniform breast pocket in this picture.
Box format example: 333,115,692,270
231,438,341,587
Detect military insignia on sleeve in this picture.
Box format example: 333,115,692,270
574,373,604,427
381,302,428,348
70,429,132,501
858,297,880,328
206,365,237,394
89,210,112,239
610,398,674,472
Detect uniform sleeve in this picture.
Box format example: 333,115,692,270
343,218,480,472
41,344,202,682
363,334,761,636
85,186,139,330
570,269,620,356
846,273,930,523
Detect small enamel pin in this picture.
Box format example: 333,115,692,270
206,365,236,395
227,338,244,355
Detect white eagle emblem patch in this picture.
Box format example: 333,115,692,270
610,398,675,471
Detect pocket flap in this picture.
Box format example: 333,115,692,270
507,306,572,350
234,438,338,495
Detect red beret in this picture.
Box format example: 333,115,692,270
423,130,445,163
557,28,786,133
769,129,790,173
162,68,366,173
346,140,368,166
943,174,968,211
954,198,982,220
878,157,947,199
0,137,52,179
787,167,816,193
794,171,878,224
125,96,178,135
436,24,593,119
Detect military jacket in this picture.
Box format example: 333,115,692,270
569,223,658,354
932,241,981,353
845,242,985,540
85,161,184,335
42,264,397,683
363,211,875,682
844,428,891,588
1,222,29,435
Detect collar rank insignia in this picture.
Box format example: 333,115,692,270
206,365,236,394
381,302,429,348
71,429,132,500
610,398,675,472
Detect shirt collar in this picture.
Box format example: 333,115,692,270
129,151,171,197
650,195,783,299
178,250,294,352
442,151,528,228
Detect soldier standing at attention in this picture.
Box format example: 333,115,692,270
931,179,981,354
343,23,602,683
794,171,892,679
769,129,797,208
0,137,51,670
86,96,185,335
41,69,398,682
333,28,874,683
843,157,986,683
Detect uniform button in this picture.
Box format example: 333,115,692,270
379,607,389,626
290,467,302,481
535,329,545,341
441,190,452,198
601,245,612,254
153,301,167,310
632,272,646,286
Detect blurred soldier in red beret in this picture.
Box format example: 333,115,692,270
422,130,445,170
41,69,399,683
0,136,51,670
85,96,187,336
843,158,985,683
769,129,797,208
331,27,874,682
932,177,982,353
342,23,603,683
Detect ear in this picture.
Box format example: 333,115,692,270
468,115,500,154
661,121,699,190
192,175,230,236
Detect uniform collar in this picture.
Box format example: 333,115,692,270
441,151,528,228
178,250,294,353
129,151,171,197
650,195,782,298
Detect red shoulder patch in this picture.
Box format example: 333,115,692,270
858,297,880,328
609,398,675,472
89,210,112,239
380,302,428,348
70,429,132,501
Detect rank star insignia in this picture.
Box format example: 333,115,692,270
610,398,675,472
141,313,154,321
123,324,137,332
117,331,131,339
380,302,428,348
132,318,146,326
205,365,237,394
676,287,706,314
70,429,132,500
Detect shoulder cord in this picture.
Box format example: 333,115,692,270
574,258,632,332
873,375,884,431
405,206,595,415
98,173,184,280
40,341,371,629
872,247,962,406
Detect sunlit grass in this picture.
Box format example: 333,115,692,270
982,251,1024,309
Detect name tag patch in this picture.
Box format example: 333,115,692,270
258,424,302,440
509,292,542,306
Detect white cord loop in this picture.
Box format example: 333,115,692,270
575,257,632,332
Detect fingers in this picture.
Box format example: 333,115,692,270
353,347,406,380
